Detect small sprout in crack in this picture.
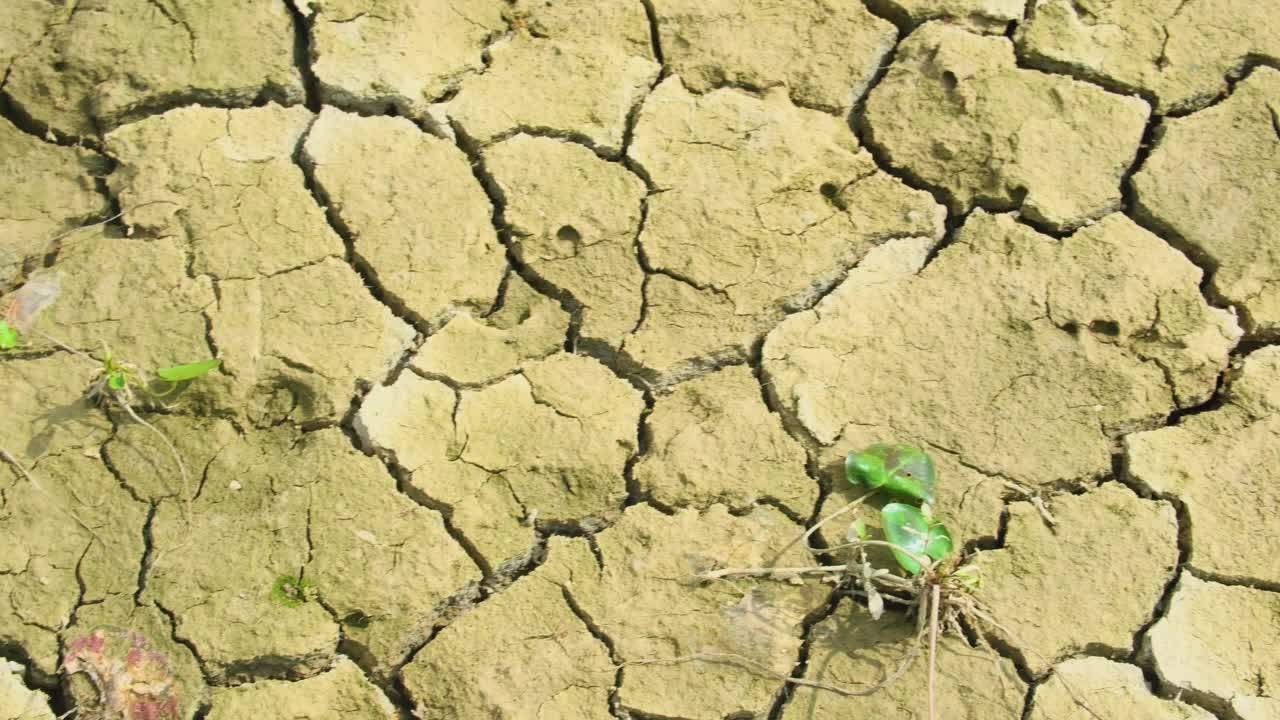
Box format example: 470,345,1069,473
271,575,318,608
2,271,218,525
86,345,221,408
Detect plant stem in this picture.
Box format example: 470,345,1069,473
41,201,176,248
928,583,940,720
772,488,879,561
697,564,851,581
848,539,936,573
621,650,918,698
119,402,192,526
30,328,98,365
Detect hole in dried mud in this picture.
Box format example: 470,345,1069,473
818,181,847,211
556,224,582,244
941,70,959,93
341,610,371,629
1088,319,1120,336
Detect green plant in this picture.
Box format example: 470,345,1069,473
85,343,221,408
685,443,1078,720
270,575,317,608
1,274,220,525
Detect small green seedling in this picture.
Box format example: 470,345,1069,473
88,345,221,407
690,442,1069,720
270,575,317,608
3,275,219,527
846,443,937,504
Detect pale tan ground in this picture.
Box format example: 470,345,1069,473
0,1,1277,719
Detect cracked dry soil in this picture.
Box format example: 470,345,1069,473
1,1,1278,719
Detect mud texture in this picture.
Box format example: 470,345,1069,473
635,365,815,516
401,538,614,720
1028,657,1214,719
303,108,507,328
653,0,896,113
1017,0,1280,113
0,660,53,720
765,211,1237,487
864,23,1149,231
5,0,302,139
629,78,945,381
206,657,397,720
977,483,1178,675
484,134,647,348
0,116,107,290
1133,68,1280,340
1143,574,1280,714
867,0,1026,31
1127,346,1280,587
548,504,829,719
1,1,1276,718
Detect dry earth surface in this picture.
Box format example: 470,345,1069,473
0,1,1277,719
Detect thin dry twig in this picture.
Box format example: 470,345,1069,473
30,328,98,364
1002,480,1057,526
697,564,851,581
118,402,192,525
40,201,175,249
772,488,879,560
691,478,1100,720
619,644,924,700
927,583,941,720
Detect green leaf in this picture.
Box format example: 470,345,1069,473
845,444,937,504
155,358,220,382
881,502,930,575
925,522,954,562
0,321,17,350
107,371,128,391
